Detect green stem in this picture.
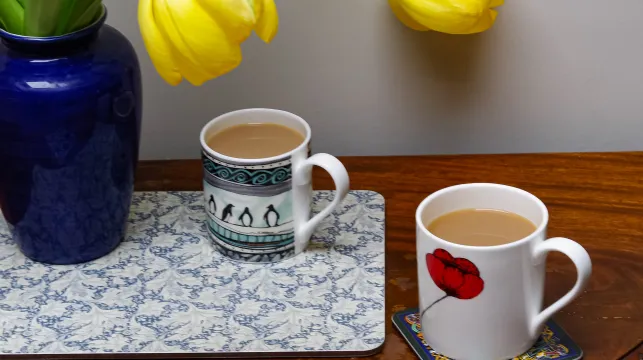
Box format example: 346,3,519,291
420,294,449,320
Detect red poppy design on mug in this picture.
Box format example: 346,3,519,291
421,248,484,319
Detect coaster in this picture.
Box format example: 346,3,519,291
393,308,582,360
0,191,385,358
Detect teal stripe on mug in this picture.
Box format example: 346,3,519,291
207,223,294,251
207,219,294,245
203,155,292,186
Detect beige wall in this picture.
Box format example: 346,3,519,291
105,0,643,160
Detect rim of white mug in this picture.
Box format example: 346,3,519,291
200,108,312,165
415,183,549,251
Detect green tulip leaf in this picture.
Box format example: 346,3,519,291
0,0,102,36
23,0,67,36
65,0,102,34
0,0,24,34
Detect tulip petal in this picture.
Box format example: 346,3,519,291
195,0,256,43
138,0,182,85
388,0,428,31
399,0,496,34
460,8,497,35
154,0,242,86
151,0,210,85
253,0,278,43
490,0,503,8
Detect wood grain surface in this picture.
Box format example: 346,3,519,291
135,153,643,360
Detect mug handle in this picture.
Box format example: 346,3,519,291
292,153,350,252
530,237,592,337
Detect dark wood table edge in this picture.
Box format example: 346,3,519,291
617,340,643,360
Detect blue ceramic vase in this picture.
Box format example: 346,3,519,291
0,8,142,264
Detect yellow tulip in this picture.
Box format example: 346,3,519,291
138,0,279,86
390,0,503,35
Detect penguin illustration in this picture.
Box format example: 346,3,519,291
238,207,254,227
208,195,217,215
263,205,280,227
221,204,234,222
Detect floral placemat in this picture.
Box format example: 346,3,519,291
0,191,385,357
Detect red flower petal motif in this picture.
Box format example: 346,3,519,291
442,267,464,290
421,249,484,319
453,258,480,277
426,253,446,288
425,248,484,299
455,274,484,299
433,248,454,262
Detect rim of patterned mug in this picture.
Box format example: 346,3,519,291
200,108,312,165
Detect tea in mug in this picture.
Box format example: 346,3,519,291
427,209,537,246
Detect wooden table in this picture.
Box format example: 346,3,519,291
136,153,643,360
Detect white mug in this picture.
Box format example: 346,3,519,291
415,183,592,360
200,108,350,263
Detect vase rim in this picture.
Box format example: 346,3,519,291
0,4,107,44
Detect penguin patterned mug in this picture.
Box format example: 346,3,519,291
200,108,350,263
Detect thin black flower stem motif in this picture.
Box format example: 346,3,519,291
420,294,449,320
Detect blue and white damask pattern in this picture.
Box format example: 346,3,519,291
0,191,385,356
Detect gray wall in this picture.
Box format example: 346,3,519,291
105,0,643,160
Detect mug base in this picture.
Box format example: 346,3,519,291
211,240,297,264
426,337,536,360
